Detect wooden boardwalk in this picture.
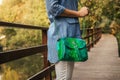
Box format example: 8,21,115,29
72,34,120,80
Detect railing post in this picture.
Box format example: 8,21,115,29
87,29,90,51
42,30,52,80
97,28,100,43
0,46,3,52
91,28,94,47
99,28,102,40
97,28,99,43
95,28,98,44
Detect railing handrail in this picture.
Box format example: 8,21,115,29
0,45,47,64
0,21,48,30
28,64,55,80
0,21,102,80
27,28,102,80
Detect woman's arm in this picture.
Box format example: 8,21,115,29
46,0,88,17
46,0,65,17
60,7,89,17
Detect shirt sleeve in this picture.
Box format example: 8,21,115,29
46,0,65,17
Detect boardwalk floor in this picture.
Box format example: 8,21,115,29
72,34,120,80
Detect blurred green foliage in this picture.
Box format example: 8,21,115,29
0,0,119,80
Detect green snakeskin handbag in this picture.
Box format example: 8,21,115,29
57,38,88,62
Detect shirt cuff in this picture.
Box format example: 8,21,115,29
50,5,65,17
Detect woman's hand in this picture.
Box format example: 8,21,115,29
78,7,89,17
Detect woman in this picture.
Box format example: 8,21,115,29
45,0,88,80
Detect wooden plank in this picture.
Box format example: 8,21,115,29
0,21,48,30
28,64,55,80
73,34,120,80
0,45,47,64
42,30,52,80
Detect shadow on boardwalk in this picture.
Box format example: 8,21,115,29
72,34,120,80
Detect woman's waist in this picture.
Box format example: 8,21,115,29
55,17,79,23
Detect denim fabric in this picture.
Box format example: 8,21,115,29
46,0,81,63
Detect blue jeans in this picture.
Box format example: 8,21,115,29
55,61,75,80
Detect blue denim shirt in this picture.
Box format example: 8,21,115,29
46,0,81,63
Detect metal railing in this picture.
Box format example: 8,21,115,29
0,21,102,80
